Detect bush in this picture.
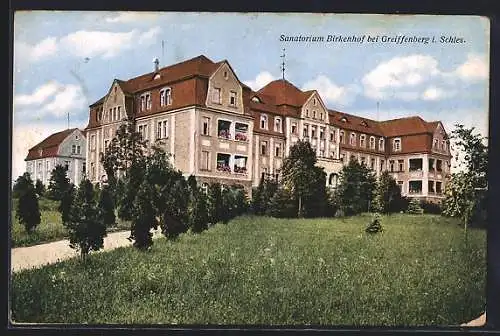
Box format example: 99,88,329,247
365,216,383,234
406,198,424,215
15,173,41,233
420,200,442,215
266,188,297,218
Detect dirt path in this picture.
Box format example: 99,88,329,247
11,229,163,273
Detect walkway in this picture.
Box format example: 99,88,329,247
11,229,162,273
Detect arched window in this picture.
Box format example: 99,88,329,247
328,173,339,187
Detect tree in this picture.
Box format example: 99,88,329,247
15,173,41,233
281,140,326,217
98,185,116,228
407,198,424,215
189,189,209,233
65,179,106,261
251,176,278,215
335,158,377,216
34,179,45,197
13,173,34,199
373,171,403,214
47,165,71,201
442,124,488,228
207,182,223,225
59,183,75,225
129,180,157,250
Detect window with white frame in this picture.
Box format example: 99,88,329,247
340,130,344,143
360,134,366,147
291,122,297,134
441,140,446,151
319,127,325,140
77,145,81,154
320,112,324,120
261,141,268,156
379,138,385,151
140,95,145,111
229,91,237,107
275,143,282,157
156,120,168,139
303,124,309,138
369,136,375,149
313,110,317,119
201,151,210,171
393,138,401,151
72,145,76,154
160,88,172,107
274,117,282,133
138,124,148,140
202,117,211,136
212,87,221,104
330,129,336,142
433,138,438,149
349,133,356,146
113,107,117,121
260,114,268,130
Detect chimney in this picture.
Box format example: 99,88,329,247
153,57,159,72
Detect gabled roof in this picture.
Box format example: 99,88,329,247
119,55,221,94
378,116,432,137
89,95,106,107
25,128,80,161
328,109,384,136
258,79,312,107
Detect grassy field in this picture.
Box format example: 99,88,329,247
10,214,486,326
11,197,130,248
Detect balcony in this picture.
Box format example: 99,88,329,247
218,120,231,140
234,166,247,174
216,164,231,173
235,123,249,142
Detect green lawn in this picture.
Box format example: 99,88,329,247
11,197,130,248
10,214,486,326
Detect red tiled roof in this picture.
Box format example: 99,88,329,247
25,128,79,161
258,79,312,108
378,116,431,137
328,109,384,136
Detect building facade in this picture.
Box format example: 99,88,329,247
84,55,451,201
25,128,87,186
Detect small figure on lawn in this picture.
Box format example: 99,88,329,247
366,214,383,234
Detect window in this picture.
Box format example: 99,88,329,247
379,138,385,151
303,125,309,138
398,160,404,172
349,133,356,146
397,181,404,192
201,151,210,171
229,91,237,106
251,96,261,103
216,153,231,172
223,71,228,79
138,124,148,140
117,106,121,120
260,115,268,130
202,117,211,136
212,88,221,104
319,127,325,140
313,98,317,106
441,140,446,151
275,143,282,157
274,117,282,133
330,130,336,142
218,120,231,139
380,159,385,171
369,136,375,149
361,156,366,165
311,126,316,138
82,162,86,175
235,123,248,141
409,158,423,171
160,88,172,106
140,95,145,111
97,109,102,121
104,139,110,149
291,122,297,134
313,110,317,119
90,162,95,179
428,181,435,193
91,135,96,150
305,109,309,117
389,160,395,172
436,160,443,172
65,161,70,170
72,145,76,154
433,138,438,149
429,158,435,171
409,181,423,194
261,141,268,155
340,131,344,144
146,93,151,110
77,145,81,154
234,155,248,174
156,120,168,139
393,138,401,151
360,135,366,147
436,181,442,194
370,158,375,170
112,107,117,121
320,112,323,120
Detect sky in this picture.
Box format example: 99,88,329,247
12,12,490,180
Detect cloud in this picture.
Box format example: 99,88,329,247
302,75,359,106
14,81,87,119
105,12,160,23
453,53,488,81
362,53,488,101
12,120,87,183
138,27,161,46
14,37,58,67
243,71,277,91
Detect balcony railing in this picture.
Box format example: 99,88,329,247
234,166,247,174
235,132,248,142
216,164,231,173
218,130,231,139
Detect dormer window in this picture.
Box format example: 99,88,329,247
393,138,401,151
160,88,172,107
140,93,151,111
154,73,161,80
361,120,368,127
341,117,347,123
260,114,268,130
251,96,261,103
379,138,385,151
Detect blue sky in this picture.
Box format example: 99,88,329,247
12,12,490,179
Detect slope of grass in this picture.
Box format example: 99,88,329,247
11,197,130,248
11,214,486,326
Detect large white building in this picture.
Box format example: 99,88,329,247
25,128,87,186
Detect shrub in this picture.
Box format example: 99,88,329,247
98,185,116,227
365,216,383,234
420,200,442,215
15,173,41,233
407,198,424,215
325,189,339,217
34,179,45,197
266,188,297,218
